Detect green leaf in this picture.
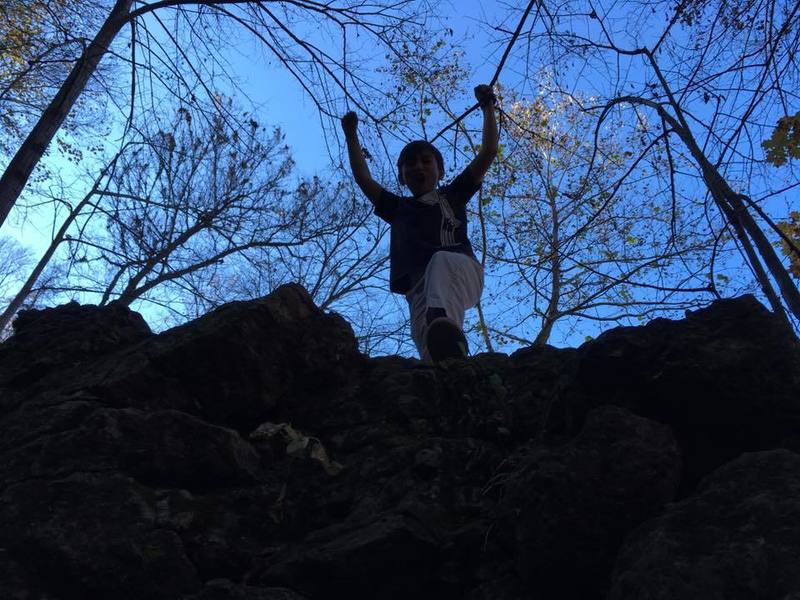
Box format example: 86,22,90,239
762,112,800,166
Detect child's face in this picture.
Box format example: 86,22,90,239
401,150,442,196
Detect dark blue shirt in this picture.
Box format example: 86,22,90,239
373,168,481,294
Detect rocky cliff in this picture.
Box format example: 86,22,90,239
1,286,799,600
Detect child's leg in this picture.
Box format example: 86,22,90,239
406,251,484,360
406,279,430,361
423,251,484,327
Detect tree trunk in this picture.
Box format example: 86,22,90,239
646,56,800,322
475,188,494,352
0,0,132,229
699,161,800,321
0,149,124,331
475,300,494,352
534,186,561,346
668,116,800,322
723,189,800,320
719,200,791,327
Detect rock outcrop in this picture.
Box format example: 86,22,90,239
1,286,799,599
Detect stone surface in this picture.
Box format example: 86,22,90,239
0,288,798,599
493,405,681,598
608,449,800,600
186,580,308,600
575,296,800,489
0,301,151,414
254,512,442,598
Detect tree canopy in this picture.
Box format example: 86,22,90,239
1,0,797,353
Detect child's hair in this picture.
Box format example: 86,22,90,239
396,140,445,185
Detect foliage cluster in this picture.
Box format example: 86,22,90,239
763,113,800,167
0,0,107,159
776,212,800,279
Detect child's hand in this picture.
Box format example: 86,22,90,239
341,111,358,135
474,84,496,108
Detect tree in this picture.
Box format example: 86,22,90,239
0,0,104,158
490,0,800,326
0,236,33,303
1,99,405,352
50,104,341,314
0,0,434,229
0,152,121,333
476,86,718,346
763,114,800,281
215,178,407,355
0,236,61,340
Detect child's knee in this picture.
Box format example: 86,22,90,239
426,251,448,273
425,306,447,325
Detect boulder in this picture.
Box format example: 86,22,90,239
576,295,800,488
492,406,681,598
609,449,800,600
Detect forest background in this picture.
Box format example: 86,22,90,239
1,0,798,357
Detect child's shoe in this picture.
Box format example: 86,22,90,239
425,317,469,361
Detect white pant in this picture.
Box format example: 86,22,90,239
405,251,484,361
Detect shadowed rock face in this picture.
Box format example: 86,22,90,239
0,286,798,600
575,297,800,492
608,449,800,600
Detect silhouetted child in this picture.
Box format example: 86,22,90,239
341,84,498,361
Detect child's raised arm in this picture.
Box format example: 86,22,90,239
341,112,383,204
468,85,499,183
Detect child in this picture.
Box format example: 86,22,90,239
341,84,498,361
